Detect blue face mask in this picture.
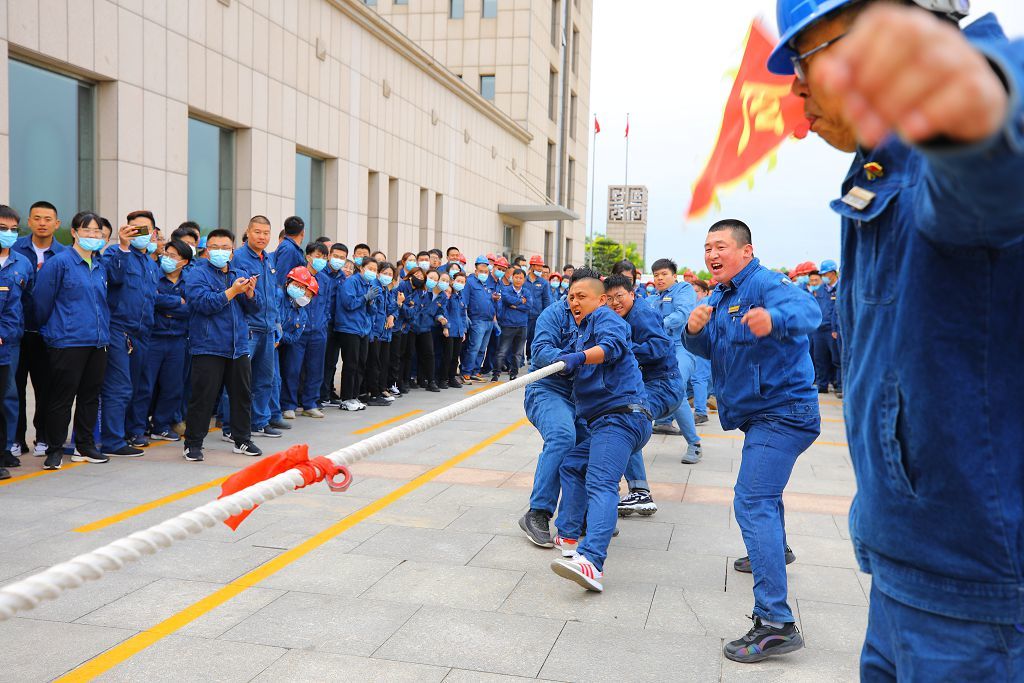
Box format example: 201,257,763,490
453,281,465,292
378,274,394,286
286,283,305,300
405,259,416,271
131,233,152,250
549,280,559,288
426,278,438,289
561,281,569,289
476,273,489,283
449,267,460,276
353,256,364,266
488,264,494,272
808,284,822,293
0,230,18,249
437,281,450,292
645,285,655,294
78,236,106,252
208,249,231,268
159,255,180,274
418,260,431,270
330,257,345,271
796,275,810,286
311,257,327,273
494,269,505,280
362,270,377,282
146,241,158,254
533,270,544,278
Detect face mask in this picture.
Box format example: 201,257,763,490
405,259,416,271
449,267,459,276
796,275,810,286
476,273,489,283
353,256,364,266
130,233,152,250
362,270,377,282
418,260,430,270
549,280,559,289
494,269,505,279
561,281,569,289
146,241,158,254
159,256,180,274
78,237,106,252
412,276,425,288
208,249,231,268
330,257,345,271
295,295,311,307
533,270,544,278
378,274,394,286
287,283,306,300
437,281,450,292
453,281,465,292
646,285,655,294
808,284,822,293
0,231,18,249
426,278,438,290
488,264,494,272
311,257,327,273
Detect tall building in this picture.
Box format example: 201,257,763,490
0,0,591,264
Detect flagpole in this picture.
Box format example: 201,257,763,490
587,115,598,268
624,112,630,188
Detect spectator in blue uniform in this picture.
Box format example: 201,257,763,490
460,256,499,382
0,205,33,478
272,216,306,289
689,279,714,424
438,271,469,388
362,261,397,406
333,256,378,410
492,268,530,382
281,246,332,418
817,259,841,396
524,255,551,364
277,265,317,417
320,242,348,405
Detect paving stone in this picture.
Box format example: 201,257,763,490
719,647,860,682
77,578,230,630
0,617,134,681
369,499,468,529
353,525,494,565
362,561,524,611
727,562,867,606
605,548,726,592
258,549,402,596
666,520,748,557
781,533,860,570
97,634,286,682
539,621,722,682
779,511,846,539
470,534,565,576
638,500,731,529
426,484,530,511
797,599,869,653
22,571,159,623
375,605,565,677
251,649,449,682
179,586,289,639
447,506,524,537
499,570,655,628
645,585,764,638
443,671,538,683
125,539,283,583
221,593,419,655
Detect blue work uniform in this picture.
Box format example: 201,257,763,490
555,305,652,571
480,273,506,374
461,274,498,376
445,289,469,340
229,244,279,431
809,283,838,391
525,271,552,362
320,269,346,402
277,287,314,413
652,281,701,446
141,272,190,434
284,269,332,411
272,238,305,289
333,273,373,336
684,257,821,624
0,251,33,365
494,282,530,378
185,259,262,359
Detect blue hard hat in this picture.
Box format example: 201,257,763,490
474,255,489,265
820,259,838,274
768,0,854,75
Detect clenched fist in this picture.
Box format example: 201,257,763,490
687,305,714,335
741,308,773,338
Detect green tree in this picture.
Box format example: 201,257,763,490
697,270,712,281
622,243,645,272
584,235,645,274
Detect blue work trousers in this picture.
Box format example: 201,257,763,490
624,373,684,491
463,319,494,376
734,411,819,623
524,386,585,515
861,582,1024,682
269,345,283,422
138,335,186,434
811,329,838,391
481,326,501,374
690,356,712,416
125,335,152,438
100,330,146,450
494,326,525,377
654,346,700,446
556,411,653,571
280,334,327,411
4,343,18,449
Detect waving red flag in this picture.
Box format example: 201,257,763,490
594,116,601,134
687,20,809,219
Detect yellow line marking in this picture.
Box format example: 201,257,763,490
820,400,844,406
700,433,848,447
351,410,423,435
0,462,84,487
56,418,530,682
468,381,505,395
73,477,230,533
822,417,845,423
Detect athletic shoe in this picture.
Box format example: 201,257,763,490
183,445,204,462
301,408,325,418
490,374,500,383
425,383,441,392
10,443,21,458
461,374,473,383
553,534,579,558
42,452,62,470
382,393,396,402
318,399,332,408
652,424,681,436
469,374,485,382
724,616,804,663
707,396,718,411
233,440,263,457
33,441,49,456
254,426,283,438
220,430,234,443
836,390,844,399
0,467,9,480
269,418,292,430
1,451,20,468
354,399,368,408
734,546,796,573
365,396,390,407
550,554,603,592
71,448,110,464
389,384,401,394
693,413,709,426
448,379,463,389
399,384,411,395
618,489,658,517
282,410,296,420
519,509,553,548
104,445,144,458
129,435,151,448
681,442,703,465
151,430,180,442
341,400,365,411
172,421,187,436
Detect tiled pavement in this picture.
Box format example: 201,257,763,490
0,381,863,682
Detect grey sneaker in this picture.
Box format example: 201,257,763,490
693,413,709,426
681,442,703,464
653,423,681,436
724,616,804,663
519,509,553,548
734,546,797,573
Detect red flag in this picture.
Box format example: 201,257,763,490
687,20,809,219
624,116,630,138
594,116,601,134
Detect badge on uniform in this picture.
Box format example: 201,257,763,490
663,297,672,302
841,186,876,211
863,162,884,181
728,305,740,314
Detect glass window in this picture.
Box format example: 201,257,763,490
569,93,578,140
480,75,495,101
572,27,580,73
551,0,561,47
394,0,407,4
548,68,558,121
295,153,325,245
450,0,464,19
546,141,556,199
364,0,377,5
8,60,95,244
187,118,234,233
567,157,576,208
483,0,497,18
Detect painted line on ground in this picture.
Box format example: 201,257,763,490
468,381,505,395
73,477,231,533
0,462,85,487
351,410,423,435
55,418,530,682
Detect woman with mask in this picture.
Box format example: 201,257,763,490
406,268,440,392
363,262,398,406
390,263,414,394
439,271,469,388
278,266,318,416
0,205,33,478
548,274,564,301
398,252,416,280
333,257,378,411
430,272,452,389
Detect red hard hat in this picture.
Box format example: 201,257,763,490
486,252,496,262
287,266,317,296
788,269,797,280
494,256,510,268
458,255,467,264
529,255,544,266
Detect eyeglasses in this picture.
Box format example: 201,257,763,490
792,32,847,83
0,225,18,232
606,293,633,304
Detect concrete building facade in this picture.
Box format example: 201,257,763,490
0,0,590,263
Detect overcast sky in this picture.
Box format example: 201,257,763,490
587,1,1024,272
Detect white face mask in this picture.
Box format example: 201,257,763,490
295,295,311,307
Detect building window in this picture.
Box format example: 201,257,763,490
548,67,558,121
295,152,325,244
551,0,561,47
567,157,576,208
572,26,580,74
8,60,95,242
503,223,518,258
569,93,578,140
364,0,377,5
188,117,235,232
544,231,553,268
483,0,497,18
450,0,464,19
546,141,556,199
394,0,408,4
480,75,496,101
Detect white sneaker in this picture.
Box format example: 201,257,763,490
10,443,21,457
33,441,48,456
354,399,368,409
382,394,396,403
553,534,579,558
551,554,603,592
301,408,325,418
282,410,296,420
389,384,400,394
341,400,364,411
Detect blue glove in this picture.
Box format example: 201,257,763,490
554,351,585,376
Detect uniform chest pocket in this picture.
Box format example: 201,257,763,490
724,301,758,345
832,183,902,306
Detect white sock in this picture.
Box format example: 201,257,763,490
763,619,785,629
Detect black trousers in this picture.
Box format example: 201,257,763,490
321,332,341,401
414,331,435,385
185,354,252,448
364,339,391,397
438,335,464,382
16,331,50,448
45,346,108,454
337,332,369,400
388,332,405,389
399,331,415,387
0,364,10,457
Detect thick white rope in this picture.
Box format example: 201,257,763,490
0,362,565,621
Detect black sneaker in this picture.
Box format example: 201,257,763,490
365,396,391,407
103,445,144,458
734,545,797,573
519,509,553,548
1,451,20,468
220,430,234,443
233,440,263,457
42,452,62,470
836,390,844,399
253,427,283,438
425,383,441,393
183,445,204,462
693,413,709,426
618,489,658,517
0,467,9,480
269,418,292,430
150,430,180,442
127,435,150,448
724,616,804,663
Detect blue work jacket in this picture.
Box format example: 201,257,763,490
0,251,33,364
498,283,531,327
406,288,437,334
827,13,1024,624
527,298,577,399
369,283,388,342
12,235,62,332
395,279,413,333
569,305,647,422
445,290,469,339
684,258,820,431
653,281,698,345
231,244,279,333
103,246,159,336
34,248,110,349
185,258,262,359
153,273,190,338
303,269,333,339
623,296,678,381
333,273,374,336
272,238,305,289
811,284,835,332
278,290,309,346
464,275,497,321
526,273,551,317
